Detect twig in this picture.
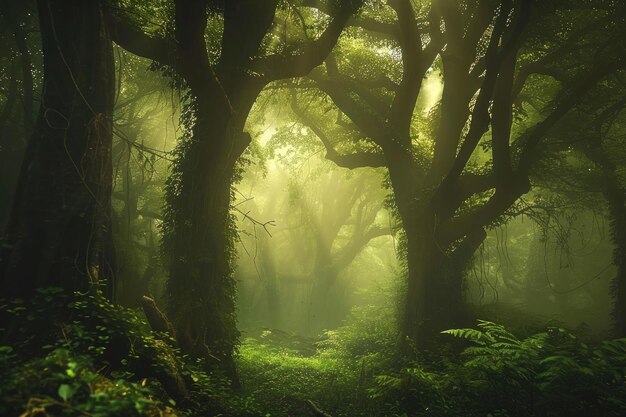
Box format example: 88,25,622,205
232,206,276,237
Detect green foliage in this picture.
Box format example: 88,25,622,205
365,321,626,417
0,288,260,417
238,337,357,415
317,303,397,361
368,364,451,417
236,302,400,417
0,289,173,416
446,321,626,416
4,290,625,417
0,347,163,417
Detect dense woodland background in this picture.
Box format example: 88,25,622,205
0,1,625,416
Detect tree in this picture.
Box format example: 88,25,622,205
1,0,115,299
236,161,392,334
540,74,626,336
288,0,626,349
106,0,365,374
295,171,390,332
0,1,39,230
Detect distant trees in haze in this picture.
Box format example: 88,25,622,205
236,163,394,335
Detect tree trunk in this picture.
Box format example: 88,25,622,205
605,179,626,336
0,61,20,231
0,0,115,299
399,199,482,351
164,101,250,384
307,266,342,335
580,144,626,336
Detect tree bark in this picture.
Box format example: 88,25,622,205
606,183,626,336
0,0,115,299
581,144,626,336
399,202,473,350
163,101,250,385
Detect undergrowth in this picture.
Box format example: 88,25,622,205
2,290,625,417
0,288,259,417
237,302,399,417
237,308,626,417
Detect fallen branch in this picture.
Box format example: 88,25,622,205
141,296,176,340
306,400,334,417
139,296,189,402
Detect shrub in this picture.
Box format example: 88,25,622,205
0,288,262,417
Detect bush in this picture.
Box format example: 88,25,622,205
371,321,626,417
0,346,167,417
444,321,626,417
0,288,261,417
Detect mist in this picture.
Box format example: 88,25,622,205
1,1,625,416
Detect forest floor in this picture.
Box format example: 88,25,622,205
238,330,364,417
1,292,625,417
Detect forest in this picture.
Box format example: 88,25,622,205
0,0,625,416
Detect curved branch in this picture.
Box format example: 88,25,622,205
254,4,358,81
105,6,173,66
290,94,386,169
348,17,398,40
309,71,389,145
516,59,624,175
444,1,529,185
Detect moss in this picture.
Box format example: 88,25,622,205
0,288,259,417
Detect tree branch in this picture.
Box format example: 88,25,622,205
436,174,530,246
348,16,398,41
444,0,528,185
309,71,390,146
491,45,517,180
388,0,440,140
290,94,386,169
516,60,624,175
105,6,173,66
254,3,359,81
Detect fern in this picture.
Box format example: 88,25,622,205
440,328,492,345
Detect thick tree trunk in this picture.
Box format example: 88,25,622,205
8,8,35,132
398,196,482,351
580,144,626,336
307,266,343,335
0,62,21,231
161,35,261,377
0,0,115,299
164,101,250,384
605,181,626,336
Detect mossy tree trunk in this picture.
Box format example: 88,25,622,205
107,0,360,377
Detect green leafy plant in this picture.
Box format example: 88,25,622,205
442,321,626,417
0,347,163,417
0,288,262,417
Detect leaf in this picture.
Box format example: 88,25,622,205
442,328,490,345
58,383,75,402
